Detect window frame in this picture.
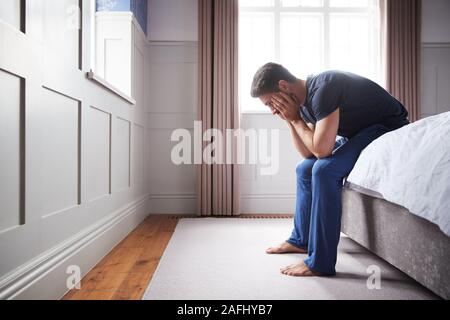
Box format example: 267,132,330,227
239,0,381,114
86,0,136,105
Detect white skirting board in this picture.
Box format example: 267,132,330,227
241,195,296,214
148,195,296,215
149,195,197,215
0,196,151,300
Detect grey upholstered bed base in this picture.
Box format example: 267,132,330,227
341,188,450,299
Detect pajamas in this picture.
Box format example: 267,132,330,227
286,124,393,275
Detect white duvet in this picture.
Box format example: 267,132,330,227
346,111,450,237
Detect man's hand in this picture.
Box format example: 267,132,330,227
276,111,287,121
291,108,340,159
271,92,301,122
268,104,287,121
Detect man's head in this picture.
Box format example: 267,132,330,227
250,62,300,114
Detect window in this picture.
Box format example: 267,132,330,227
239,0,381,112
88,0,143,103
88,0,134,99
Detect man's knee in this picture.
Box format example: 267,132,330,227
312,159,334,180
296,159,315,180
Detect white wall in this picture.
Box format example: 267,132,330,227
421,0,450,118
145,0,199,214
0,0,150,299
147,0,198,42
146,43,198,214
0,0,21,29
240,115,301,214
422,0,450,43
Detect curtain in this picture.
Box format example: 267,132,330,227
381,0,422,122
197,0,240,216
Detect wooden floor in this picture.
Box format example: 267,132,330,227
63,215,178,300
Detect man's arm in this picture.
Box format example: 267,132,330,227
287,121,314,159
290,108,340,159
271,92,339,159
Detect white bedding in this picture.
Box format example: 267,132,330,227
346,112,450,237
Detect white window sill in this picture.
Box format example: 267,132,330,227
241,110,273,115
87,71,136,105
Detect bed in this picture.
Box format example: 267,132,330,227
340,112,450,299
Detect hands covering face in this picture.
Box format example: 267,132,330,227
271,92,301,122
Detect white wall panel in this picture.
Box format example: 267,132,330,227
421,0,450,118
134,44,145,118
87,106,111,201
422,0,450,43
42,0,80,70
0,69,22,232
421,46,450,118
133,124,145,192
114,117,131,191
240,114,299,214
146,43,198,214
148,63,197,114
41,88,80,218
148,129,196,195
0,0,21,30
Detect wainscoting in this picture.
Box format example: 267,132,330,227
240,114,302,214
0,1,149,299
146,42,198,214
421,42,450,118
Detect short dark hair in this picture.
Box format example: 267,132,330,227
250,62,298,98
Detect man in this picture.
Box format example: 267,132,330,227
250,63,409,277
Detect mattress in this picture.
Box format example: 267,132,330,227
346,112,450,237
344,180,384,200
341,188,450,299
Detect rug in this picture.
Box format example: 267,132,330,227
142,218,438,300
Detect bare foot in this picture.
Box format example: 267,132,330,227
280,261,321,277
266,242,307,254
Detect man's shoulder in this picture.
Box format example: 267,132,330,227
309,70,350,84
306,70,347,102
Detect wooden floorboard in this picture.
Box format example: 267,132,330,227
62,215,178,300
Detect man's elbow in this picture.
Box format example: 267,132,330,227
303,152,315,159
313,147,333,159
314,152,332,159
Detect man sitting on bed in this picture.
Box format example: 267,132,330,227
251,63,409,277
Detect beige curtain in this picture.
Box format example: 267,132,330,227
197,0,240,216
381,0,422,122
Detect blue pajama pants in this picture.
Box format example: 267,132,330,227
286,124,393,275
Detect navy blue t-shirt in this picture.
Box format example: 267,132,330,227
300,71,410,138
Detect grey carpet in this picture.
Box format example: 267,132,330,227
142,218,439,300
